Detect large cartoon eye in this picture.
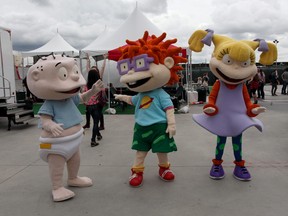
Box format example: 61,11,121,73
72,65,80,74
241,59,251,67
117,61,130,75
222,54,234,65
135,57,145,70
58,67,68,80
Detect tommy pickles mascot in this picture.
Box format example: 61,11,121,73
188,29,277,181
27,54,103,201
114,31,187,187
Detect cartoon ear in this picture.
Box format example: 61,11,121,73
31,70,40,81
164,57,174,69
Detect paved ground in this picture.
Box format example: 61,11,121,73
0,86,288,216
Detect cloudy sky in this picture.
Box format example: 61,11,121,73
0,0,287,63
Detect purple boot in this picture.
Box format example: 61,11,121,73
233,160,251,181
209,159,225,180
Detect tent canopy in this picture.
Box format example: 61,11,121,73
81,6,163,56
22,32,79,57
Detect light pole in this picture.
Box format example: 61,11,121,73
273,39,279,68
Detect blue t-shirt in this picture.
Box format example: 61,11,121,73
38,95,82,129
131,88,173,126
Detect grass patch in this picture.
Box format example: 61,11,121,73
33,103,135,115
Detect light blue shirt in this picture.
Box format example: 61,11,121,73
38,95,83,129
132,88,173,126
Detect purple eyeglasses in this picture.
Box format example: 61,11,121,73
117,54,154,76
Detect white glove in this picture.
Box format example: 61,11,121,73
252,106,266,115
166,123,176,138
203,107,216,114
43,122,64,137
114,94,132,104
91,80,104,94
166,109,176,138
81,80,104,103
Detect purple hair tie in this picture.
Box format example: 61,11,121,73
254,39,269,52
201,29,214,46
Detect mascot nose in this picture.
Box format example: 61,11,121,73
71,74,80,81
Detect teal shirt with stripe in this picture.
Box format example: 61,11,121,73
131,88,173,126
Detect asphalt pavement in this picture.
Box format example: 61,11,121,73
0,86,287,216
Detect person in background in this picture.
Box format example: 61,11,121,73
257,68,265,99
83,54,107,130
281,68,288,95
270,70,280,96
249,74,260,104
202,72,210,94
196,76,202,85
83,69,104,147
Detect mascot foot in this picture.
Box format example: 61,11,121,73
233,160,251,181
52,187,75,202
68,176,93,187
159,165,175,181
233,166,251,181
209,164,225,180
129,170,143,187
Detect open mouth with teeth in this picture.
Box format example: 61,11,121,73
216,68,247,83
127,77,151,88
58,87,81,94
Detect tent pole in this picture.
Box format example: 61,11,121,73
107,59,111,111
79,50,83,75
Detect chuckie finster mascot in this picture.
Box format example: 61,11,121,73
114,31,187,187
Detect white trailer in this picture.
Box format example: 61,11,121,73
0,26,16,103
0,26,35,130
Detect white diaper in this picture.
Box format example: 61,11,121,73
39,128,84,162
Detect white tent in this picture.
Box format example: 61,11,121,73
81,6,163,56
22,32,79,57
81,26,111,57
80,6,166,88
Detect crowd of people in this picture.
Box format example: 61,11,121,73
245,67,288,103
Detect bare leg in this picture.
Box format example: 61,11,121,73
132,151,148,170
157,153,169,166
47,154,75,202
67,150,93,187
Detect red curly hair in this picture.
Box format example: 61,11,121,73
119,31,187,85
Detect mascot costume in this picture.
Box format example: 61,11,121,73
27,54,103,201
114,31,187,187
188,29,277,181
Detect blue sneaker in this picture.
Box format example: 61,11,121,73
209,164,225,180
233,166,251,181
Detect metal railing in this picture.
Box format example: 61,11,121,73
0,75,12,100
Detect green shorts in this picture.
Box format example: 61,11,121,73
132,123,177,153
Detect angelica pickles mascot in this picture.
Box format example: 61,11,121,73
114,31,187,187
188,29,277,181
27,54,103,201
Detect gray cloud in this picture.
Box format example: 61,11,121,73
0,0,287,62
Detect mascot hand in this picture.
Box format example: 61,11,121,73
114,94,132,104
203,107,216,114
43,122,64,137
252,106,266,115
91,80,104,94
114,94,123,101
166,124,176,138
